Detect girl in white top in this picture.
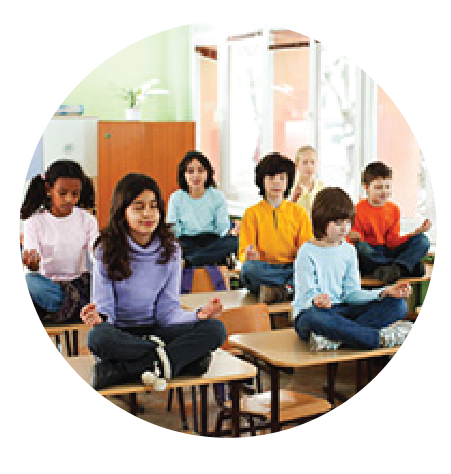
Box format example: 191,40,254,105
290,146,324,215
21,159,98,322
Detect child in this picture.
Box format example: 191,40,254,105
167,150,238,267
349,161,431,284
290,145,324,215
21,160,98,323
80,173,227,391
293,187,413,351
239,152,313,303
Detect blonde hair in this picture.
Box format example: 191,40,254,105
295,146,317,166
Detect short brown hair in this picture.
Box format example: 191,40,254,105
311,187,355,239
362,161,392,186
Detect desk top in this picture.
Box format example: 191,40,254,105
66,349,257,396
180,288,293,314
229,328,398,368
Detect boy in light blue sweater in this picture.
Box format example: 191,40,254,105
293,187,413,351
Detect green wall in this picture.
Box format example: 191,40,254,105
63,25,192,121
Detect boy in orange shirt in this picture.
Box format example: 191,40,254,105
348,162,431,284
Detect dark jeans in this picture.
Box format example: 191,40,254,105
87,319,227,378
355,233,430,276
240,260,294,295
179,233,238,267
294,297,407,349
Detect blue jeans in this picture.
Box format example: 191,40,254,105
240,260,294,294
87,319,227,378
294,297,407,349
355,234,430,275
25,273,64,313
179,233,238,267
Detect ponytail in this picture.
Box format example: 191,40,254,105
20,159,96,220
20,175,47,220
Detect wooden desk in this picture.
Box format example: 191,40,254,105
229,328,398,433
181,288,293,315
66,349,257,437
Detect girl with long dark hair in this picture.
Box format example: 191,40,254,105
81,173,226,390
166,150,238,267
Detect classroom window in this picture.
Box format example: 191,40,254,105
192,25,436,242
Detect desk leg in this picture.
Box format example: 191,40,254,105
191,386,198,434
73,330,79,357
200,385,208,436
130,393,138,416
326,363,338,405
230,381,240,437
270,364,280,433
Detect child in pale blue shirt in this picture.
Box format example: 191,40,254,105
167,151,238,267
293,187,413,351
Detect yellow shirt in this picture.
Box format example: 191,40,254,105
238,199,313,264
291,177,324,216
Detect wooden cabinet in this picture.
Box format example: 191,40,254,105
98,121,195,229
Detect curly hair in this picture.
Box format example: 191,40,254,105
177,150,216,192
255,152,295,198
95,173,177,281
311,187,355,239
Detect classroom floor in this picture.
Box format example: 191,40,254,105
54,317,389,437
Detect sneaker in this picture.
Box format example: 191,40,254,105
225,254,237,270
379,321,413,348
372,264,402,284
141,337,172,391
90,360,128,390
141,361,168,391
259,285,291,304
309,332,342,351
179,352,212,376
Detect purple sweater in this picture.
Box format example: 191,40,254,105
93,236,197,328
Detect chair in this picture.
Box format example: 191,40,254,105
214,304,331,436
45,323,87,357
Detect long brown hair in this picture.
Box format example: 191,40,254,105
95,173,177,281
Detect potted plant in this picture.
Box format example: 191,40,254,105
120,79,168,120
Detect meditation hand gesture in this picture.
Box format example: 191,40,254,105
380,282,412,299
197,298,222,320
416,218,432,234
80,303,103,326
313,293,332,309
22,249,41,271
244,244,259,261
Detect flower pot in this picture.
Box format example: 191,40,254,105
125,107,141,121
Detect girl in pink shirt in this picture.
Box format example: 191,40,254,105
21,160,98,323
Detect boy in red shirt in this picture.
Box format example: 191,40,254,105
348,161,431,284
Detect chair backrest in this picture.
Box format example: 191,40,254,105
191,266,230,293
217,304,271,351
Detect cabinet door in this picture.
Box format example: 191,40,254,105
98,122,195,229
98,122,143,229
